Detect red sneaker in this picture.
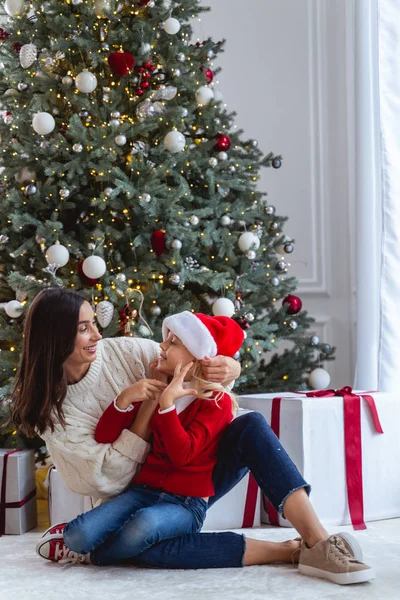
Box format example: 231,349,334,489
36,536,91,565
41,522,67,538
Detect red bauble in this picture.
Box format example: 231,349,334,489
282,294,302,315
77,261,98,287
108,52,135,78
215,134,231,152
151,230,166,256
141,81,150,89
143,61,153,70
200,66,214,83
136,89,144,97
235,317,251,330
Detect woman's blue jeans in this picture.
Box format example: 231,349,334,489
65,412,310,569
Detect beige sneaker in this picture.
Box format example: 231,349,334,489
291,531,363,565
297,534,375,585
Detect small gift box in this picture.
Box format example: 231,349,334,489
0,449,37,535
48,466,93,526
239,388,400,529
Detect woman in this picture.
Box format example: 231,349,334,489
13,288,373,585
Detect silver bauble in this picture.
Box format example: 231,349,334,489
62,75,73,86
218,151,228,161
284,243,294,253
72,143,83,153
142,193,151,203
270,276,280,287
116,273,126,282
17,82,29,91
310,335,320,346
59,188,70,198
246,250,256,260
245,313,255,322
276,260,287,272
111,111,121,118
150,305,161,316
289,320,298,330
176,53,186,62
25,184,37,196
171,239,182,250
109,119,120,128
168,274,181,285
265,205,276,215
209,157,218,167
189,215,199,226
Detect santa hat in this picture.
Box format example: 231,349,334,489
162,311,244,360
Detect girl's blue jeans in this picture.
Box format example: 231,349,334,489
63,412,310,569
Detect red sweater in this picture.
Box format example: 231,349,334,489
95,393,233,497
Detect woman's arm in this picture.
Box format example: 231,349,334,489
200,356,241,387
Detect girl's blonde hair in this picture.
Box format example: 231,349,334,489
189,362,238,415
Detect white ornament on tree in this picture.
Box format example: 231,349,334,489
171,239,182,250
220,215,231,226
309,368,331,390
163,17,181,35
45,243,69,267
212,298,235,318
115,134,127,146
75,70,98,93
5,300,23,319
238,232,260,253
19,43,37,69
4,0,24,16
32,112,55,135
96,300,114,328
164,130,186,153
82,255,106,279
195,86,214,106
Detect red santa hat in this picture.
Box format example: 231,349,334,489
162,311,244,360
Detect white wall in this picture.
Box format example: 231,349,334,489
196,0,355,387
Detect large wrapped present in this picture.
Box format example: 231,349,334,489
239,388,400,529
48,466,93,525
0,449,37,535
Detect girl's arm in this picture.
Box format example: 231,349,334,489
95,399,140,444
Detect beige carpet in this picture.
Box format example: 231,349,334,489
1,501,399,600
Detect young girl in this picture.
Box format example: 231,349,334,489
38,311,245,566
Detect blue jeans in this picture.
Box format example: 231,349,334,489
66,412,310,569
64,486,207,566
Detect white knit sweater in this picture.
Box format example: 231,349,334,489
41,336,160,502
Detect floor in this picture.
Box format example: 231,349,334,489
2,501,400,600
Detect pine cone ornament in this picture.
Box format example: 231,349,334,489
19,43,37,69
96,300,114,328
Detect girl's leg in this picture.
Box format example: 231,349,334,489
91,495,207,565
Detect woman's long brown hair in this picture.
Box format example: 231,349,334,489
11,288,86,437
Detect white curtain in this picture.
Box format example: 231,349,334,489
355,0,400,392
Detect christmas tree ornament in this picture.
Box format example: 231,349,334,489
0,235,9,244
168,273,181,285
75,70,98,93
139,325,151,337
212,297,235,317
109,119,120,128
45,242,69,267
218,151,228,161
209,157,218,167
288,320,298,330
150,304,161,316
15,167,36,183
238,232,260,253
309,367,330,390
82,255,106,279
235,317,250,330
218,187,230,197
172,68,181,78
189,215,199,226
321,343,332,354
272,158,282,169
95,299,114,328
17,81,29,91
176,52,186,62
195,86,214,106
282,294,302,314
61,75,73,86
215,134,231,152
276,260,287,272
71,0,83,5
5,299,23,318
108,52,135,78
269,222,279,231
270,276,280,286
220,215,231,226
171,239,182,250
4,114,13,125
115,134,127,146
265,205,276,215
79,110,89,118
32,112,55,135
245,312,255,322
250,139,258,148
59,188,70,199
229,165,236,174
73,143,83,153
163,17,181,35
181,108,189,118
141,42,151,54
5,0,25,17
151,230,166,256
310,335,320,345
116,273,126,283
246,250,256,260
164,130,186,153
141,193,151,202
24,184,37,196
111,111,121,118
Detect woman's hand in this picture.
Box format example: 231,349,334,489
149,360,169,385
158,362,197,411
116,379,167,410
200,355,241,384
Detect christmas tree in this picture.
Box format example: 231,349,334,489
0,0,334,455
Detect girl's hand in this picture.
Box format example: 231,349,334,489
158,362,197,411
116,379,167,410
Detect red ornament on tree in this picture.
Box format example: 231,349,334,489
282,294,302,315
235,317,251,330
108,52,135,78
151,230,166,256
200,66,214,83
0,28,10,41
215,134,231,152
77,261,98,287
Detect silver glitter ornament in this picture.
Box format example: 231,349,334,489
265,205,276,215
79,110,89,118
150,305,161,316
181,108,189,118
310,335,320,346
72,143,83,153
209,157,218,167
250,139,258,148
246,250,256,260
59,188,70,198
141,193,151,203
276,260,287,271
111,111,121,118
62,75,73,86
176,53,186,62
25,184,37,196
289,320,298,330
116,273,126,282
168,274,181,285
270,222,279,231
270,276,280,287
189,215,199,226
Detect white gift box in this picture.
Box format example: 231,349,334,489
48,466,93,525
0,449,37,535
239,391,400,527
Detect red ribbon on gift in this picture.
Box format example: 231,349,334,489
0,449,37,536
242,473,259,528
266,387,383,531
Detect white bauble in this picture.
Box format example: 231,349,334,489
195,86,214,106
163,17,181,35
82,255,106,279
238,232,260,253
141,42,151,55
115,134,127,146
218,151,228,161
96,300,114,328
15,167,36,184
309,368,331,390
5,300,23,319
75,70,98,93
220,215,231,226
45,243,69,267
32,112,55,135
139,325,151,337
4,0,24,16
164,130,185,153
93,0,109,17
19,43,37,69
171,239,182,250
212,298,235,318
